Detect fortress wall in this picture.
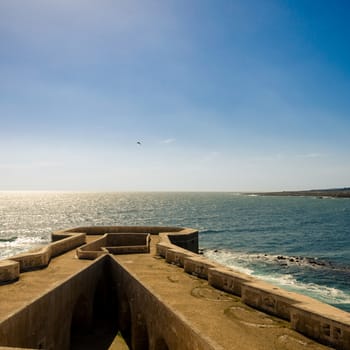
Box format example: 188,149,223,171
61,226,183,235
156,241,173,258
11,246,52,272
208,267,254,297
1,226,167,282
77,233,151,258
156,229,199,260
290,305,350,348
165,248,196,267
241,281,298,321
109,258,222,350
0,233,86,282
1,226,350,349
0,260,19,284
0,256,107,350
156,231,350,349
183,256,219,280
106,233,149,246
167,230,199,252
76,235,108,259
50,233,85,258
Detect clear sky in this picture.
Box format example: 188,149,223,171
1,0,350,191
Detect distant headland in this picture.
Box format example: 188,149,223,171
246,187,350,198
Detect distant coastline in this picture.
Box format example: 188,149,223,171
246,187,350,198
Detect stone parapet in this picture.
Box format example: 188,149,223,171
241,280,298,321
156,229,350,349
208,267,254,297
0,225,349,349
0,231,86,282
0,260,20,284
165,248,196,267
76,233,151,259
290,302,350,349
183,256,219,279
11,246,51,272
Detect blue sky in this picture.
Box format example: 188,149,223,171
1,0,349,191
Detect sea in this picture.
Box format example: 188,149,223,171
0,191,349,312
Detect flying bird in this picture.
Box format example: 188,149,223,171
137,141,142,145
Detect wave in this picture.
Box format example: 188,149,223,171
203,248,350,308
199,229,225,235
263,274,350,306
203,249,254,275
203,248,350,272
0,236,17,242
0,236,50,259
0,236,48,246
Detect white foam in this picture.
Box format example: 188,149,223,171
204,249,254,275
262,274,350,305
203,248,350,306
0,236,49,259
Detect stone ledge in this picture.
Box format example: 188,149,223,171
0,226,195,283
208,267,254,297
0,260,20,285
290,303,350,348
76,233,151,259
184,256,219,279
0,232,85,283
165,248,196,267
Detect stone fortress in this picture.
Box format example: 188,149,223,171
0,226,349,350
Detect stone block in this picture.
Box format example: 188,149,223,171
241,282,297,320
11,246,51,271
184,256,218,279
156,242,173,258
0,260,20,284
208,267,253,297
290,304,350,349
165,249,195,267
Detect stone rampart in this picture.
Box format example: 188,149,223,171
109,256,221,350
0,255,107,349
0,232,85,280
0,226,349,349
158,233,350,350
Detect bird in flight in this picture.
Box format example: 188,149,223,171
137,141,142,145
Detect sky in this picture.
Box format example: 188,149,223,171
0,0,350,191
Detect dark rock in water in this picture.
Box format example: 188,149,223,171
277,256,286,260
289,258,295,262
214,249,218,253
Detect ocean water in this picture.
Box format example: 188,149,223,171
0,191,349,312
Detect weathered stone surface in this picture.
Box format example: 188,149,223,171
0,226,348,350
0,260,19,284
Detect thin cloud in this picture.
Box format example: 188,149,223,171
0,162,64,170
160,138,176,144
296,153,325,159
252,153,325,162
